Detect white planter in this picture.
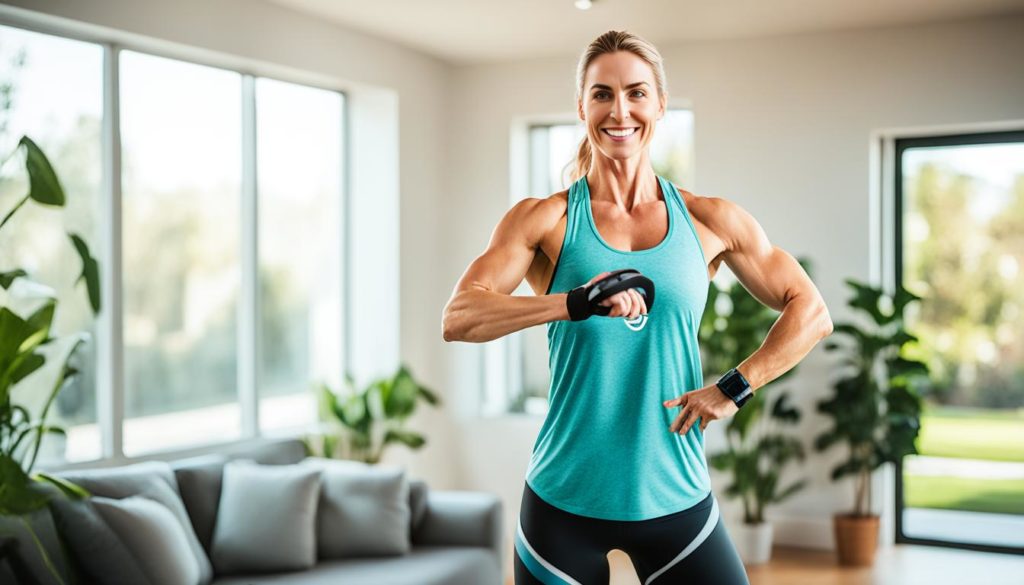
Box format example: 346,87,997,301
733,521,773,565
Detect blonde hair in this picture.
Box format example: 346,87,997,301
568,30,668,183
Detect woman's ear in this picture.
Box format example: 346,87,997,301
577,99,585,122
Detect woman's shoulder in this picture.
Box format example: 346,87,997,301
505,190,569,245
516,189,569,223
672,183,725,224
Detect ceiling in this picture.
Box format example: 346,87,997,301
265,0,1024,65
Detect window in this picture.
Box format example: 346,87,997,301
0,24,103,462
0,21,347,461
119,52,245,455
895,130,1024,555
255,78,344,434
491,110,694,415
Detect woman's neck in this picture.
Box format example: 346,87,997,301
586,156,660,212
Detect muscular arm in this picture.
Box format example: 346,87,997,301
702,197,834,392
442,198,569,343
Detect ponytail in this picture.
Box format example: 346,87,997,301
568,135,592,185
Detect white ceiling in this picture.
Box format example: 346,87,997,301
265,0,1024,65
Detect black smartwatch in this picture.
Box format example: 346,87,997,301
716,367,753,408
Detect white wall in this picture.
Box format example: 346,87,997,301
2,0,465,488
6,1,1024,578
442,14,1024,573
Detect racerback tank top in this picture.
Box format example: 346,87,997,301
525,174,712,521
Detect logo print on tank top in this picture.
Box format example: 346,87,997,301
624,314,648,331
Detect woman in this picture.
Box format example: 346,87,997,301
442,30,832,584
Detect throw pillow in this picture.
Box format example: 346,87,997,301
301,457,411,558
48,496,152,585
92,496,202,585
210,460,320,574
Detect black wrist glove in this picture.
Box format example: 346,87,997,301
566,269,656,321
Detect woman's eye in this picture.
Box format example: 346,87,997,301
594,90,645,99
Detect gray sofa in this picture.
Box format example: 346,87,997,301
0,438,504,585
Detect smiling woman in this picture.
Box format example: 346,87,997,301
443,28,831,585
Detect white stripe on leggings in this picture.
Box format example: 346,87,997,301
517,519,584,585
645,497,721,585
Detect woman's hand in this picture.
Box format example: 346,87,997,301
584,271,648,320
663,384,739,434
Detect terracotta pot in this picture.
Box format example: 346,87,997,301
733,521,774,565
833,514,879,566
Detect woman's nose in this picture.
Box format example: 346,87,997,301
612,94,629,120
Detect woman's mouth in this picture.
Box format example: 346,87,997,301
601,127,638,141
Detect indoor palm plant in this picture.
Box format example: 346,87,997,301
305,364,440,464
702,261,811,564
1,135,100,584
814,278,928,566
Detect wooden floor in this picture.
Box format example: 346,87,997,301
507,545,1024,584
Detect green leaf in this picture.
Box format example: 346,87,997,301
323,434,339,459
0,453,50,515
20,136,65,206
385,368,419,418
9,350,45,386
384,428,425,449
417,384,440,406
69,233,101,314
0,269,28,289
32,473,89,500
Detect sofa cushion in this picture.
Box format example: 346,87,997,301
58,460,213,585
301,457,411,559
172,454,229,554
48,496,152,585
211,460,320,574
210,546,501,585
92,496,202,585
409,478,429,532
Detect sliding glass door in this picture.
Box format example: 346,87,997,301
895,129,1024,555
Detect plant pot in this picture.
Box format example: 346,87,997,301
833,513,879,566
733,521,773,565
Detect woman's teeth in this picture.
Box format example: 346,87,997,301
603,128,637,137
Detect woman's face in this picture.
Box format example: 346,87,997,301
578,50,666,163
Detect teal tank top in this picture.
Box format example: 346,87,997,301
525,174,712,521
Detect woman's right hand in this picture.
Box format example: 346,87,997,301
583,272,648,320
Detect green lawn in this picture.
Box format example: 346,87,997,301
917,406,1024,462
904,475,1024,516
905,406,1024,515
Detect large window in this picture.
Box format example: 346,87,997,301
895,130,1024,555
489,110,694,416
0,21,347,461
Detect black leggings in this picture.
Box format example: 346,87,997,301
514,482,750,585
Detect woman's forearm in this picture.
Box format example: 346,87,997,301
442,289,569,343
736,296,833,392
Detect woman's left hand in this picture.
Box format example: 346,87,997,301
663,384,739,435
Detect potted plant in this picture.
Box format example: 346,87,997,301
305,364,441,464
701,262,811,564
1,134,100,583
814,278,928,566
